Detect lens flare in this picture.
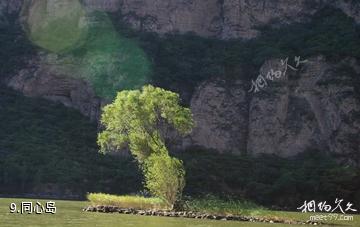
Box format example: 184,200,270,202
77,12,151,99
22,2,151,99
22,0,88,53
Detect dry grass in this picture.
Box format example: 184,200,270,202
87,193,168,210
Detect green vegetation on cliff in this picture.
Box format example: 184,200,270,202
109,7,360,100
0,86,142,196
178,150,360,209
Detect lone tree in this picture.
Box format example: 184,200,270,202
98,85,194,208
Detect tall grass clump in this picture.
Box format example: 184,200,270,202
87,193,168,210
187,195,267,216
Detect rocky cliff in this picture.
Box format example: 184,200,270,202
9,51,359,163
1,0,360,162
188,56,360,165
1,0,360,39
118,0,360,39
7,53,103,121
184,78,249,154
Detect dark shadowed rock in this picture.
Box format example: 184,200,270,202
247,56,360,162
184,56,360,164
1,0,360,39
184,77,249,154
7,53,105,121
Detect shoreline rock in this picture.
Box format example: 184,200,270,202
83,205,324,225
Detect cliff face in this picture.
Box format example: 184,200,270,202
0,0,22,15
1,0,360,161
120,0,222,37
2,0,360,39
247,56,360,161
83,0,120,12
9,52,359,162
184,78,249,154
119,0,360,39
0,0,22,25
188,56,360,164
7,53,103,121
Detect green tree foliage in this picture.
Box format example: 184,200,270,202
144,153,186,208
98,85,194,207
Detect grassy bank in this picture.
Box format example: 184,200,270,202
2,198,270,227
85,194,360,226
186,195,266,216
1,197,359,227
87,193,266,216
87,193,167,210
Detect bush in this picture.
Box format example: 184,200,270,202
144,153,186,209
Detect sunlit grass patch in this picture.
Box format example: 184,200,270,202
186,195,267,216
87,193,167,210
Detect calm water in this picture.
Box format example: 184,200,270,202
1,198,358,227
